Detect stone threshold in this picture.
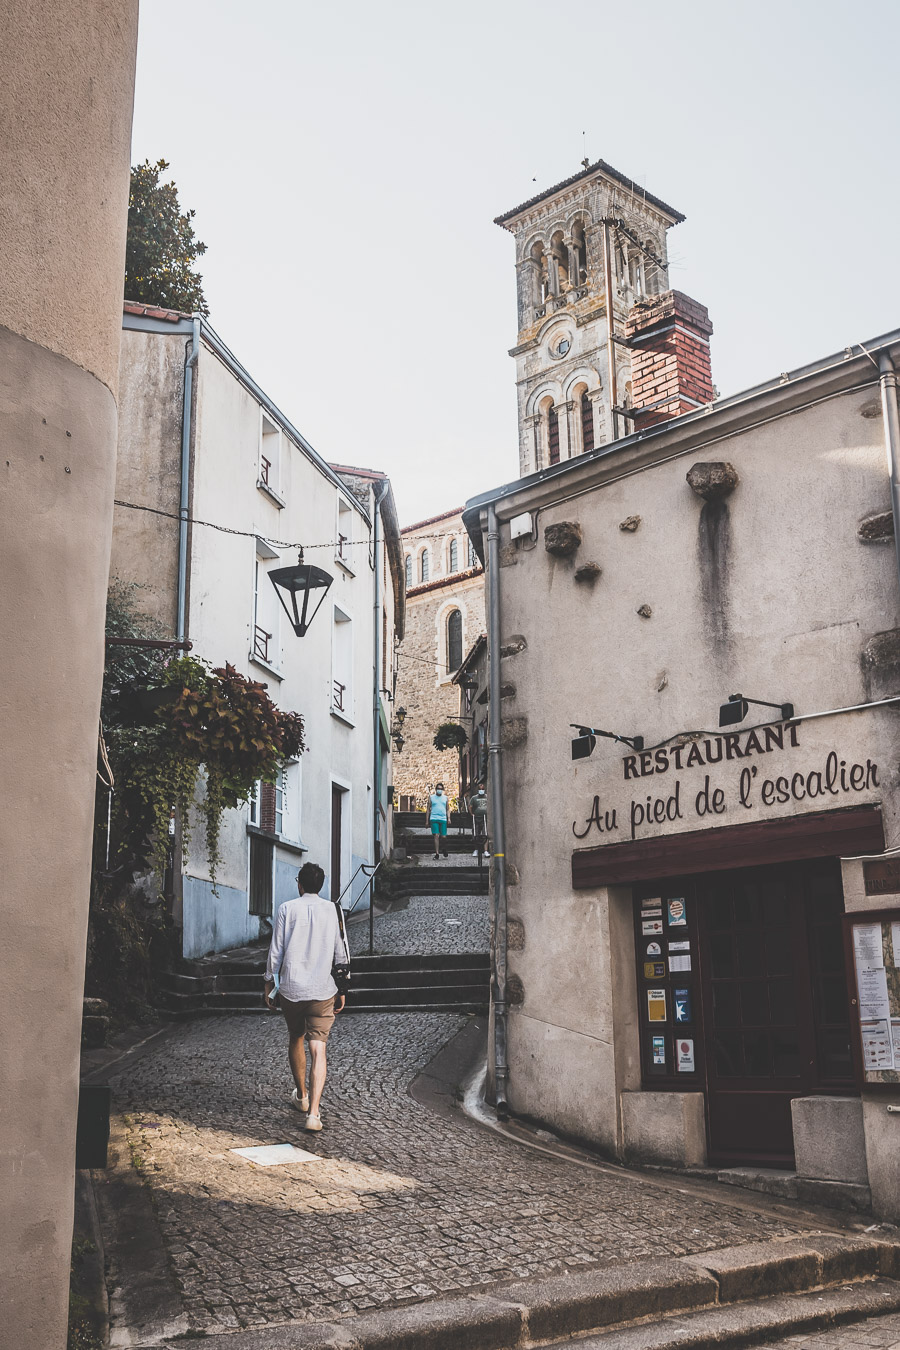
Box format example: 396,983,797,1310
145,1236,900,1350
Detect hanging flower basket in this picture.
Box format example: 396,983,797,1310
433,722,468,753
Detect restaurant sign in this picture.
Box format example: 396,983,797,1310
574,723,880,843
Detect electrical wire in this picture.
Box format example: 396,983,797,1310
113,498,476,553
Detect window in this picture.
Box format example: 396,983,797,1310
447,609,463,673
581,391,594,455
248,781,260,827
258,411,283,504
449,538,458,573
336,497,353,569
467,537,477,569
572,220,587,288
405,553,412,589
332,605,353,718
278,761,302,842
547,405,560,465
252,543,281,672
420,549,430,583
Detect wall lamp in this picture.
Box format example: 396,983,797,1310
268,550,333,637
719,693,795,728
571,724,645,760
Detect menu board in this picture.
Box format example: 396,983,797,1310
845,909,900,1087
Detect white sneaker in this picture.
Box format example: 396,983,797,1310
305,1112,323,1132
291,1088,309,1113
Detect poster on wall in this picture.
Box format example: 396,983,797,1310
667,899,687,927
644,961,666,979
642,918,664,935
845,910,900,1086
674,988,692,1023
647,989,667,1022
646,942,662,956
676,1039,695,1072
669,954,692,973
652,1035,666,1066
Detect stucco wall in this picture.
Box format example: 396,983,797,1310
0,4,138,1346
481,378,900,1187
110,327,188,630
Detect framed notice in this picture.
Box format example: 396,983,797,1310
843,907,900,1089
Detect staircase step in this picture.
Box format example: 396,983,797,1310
346,983,487,1006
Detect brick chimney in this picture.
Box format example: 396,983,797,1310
625,291,714,431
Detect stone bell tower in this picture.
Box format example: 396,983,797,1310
495,159,712,477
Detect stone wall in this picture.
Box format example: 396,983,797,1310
394,509,485,810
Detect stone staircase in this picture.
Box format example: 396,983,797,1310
154,940,490,1018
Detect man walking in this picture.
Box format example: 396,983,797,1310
264,861,349,1132
426,781,449,858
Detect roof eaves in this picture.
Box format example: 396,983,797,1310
494,158,685,228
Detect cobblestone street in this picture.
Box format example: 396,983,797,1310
107,1007,816,1338
347,891,489,956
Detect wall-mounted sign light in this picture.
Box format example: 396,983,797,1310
268,550,333,637
570,724,645,760
719,693,795,728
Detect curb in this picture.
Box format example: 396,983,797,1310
150,1236,900,1350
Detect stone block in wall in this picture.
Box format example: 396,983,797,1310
500,634,527,658
861,628,900,700
507,916,525,949
544,521,583,557
501,717,528,749
622,1091,706,1167
791,1096,868,1184
858,511,894,542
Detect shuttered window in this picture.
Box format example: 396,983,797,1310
581,392,594,455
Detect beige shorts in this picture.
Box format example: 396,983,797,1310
280,995,336,1042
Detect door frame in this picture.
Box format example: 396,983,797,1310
329,774,352,904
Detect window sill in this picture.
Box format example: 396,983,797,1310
331,708,355,728
257,479,286,509
334,557,356,577
247,822,307,857
249,652,284,681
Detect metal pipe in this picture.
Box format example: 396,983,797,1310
602,222,619,443
371,479,390,956
486,503,509,1118
879,352,900,603
176,317,201,642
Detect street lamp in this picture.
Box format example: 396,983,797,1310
570,724,645,760
268,551,333,637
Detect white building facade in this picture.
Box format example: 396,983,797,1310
112,303,403,957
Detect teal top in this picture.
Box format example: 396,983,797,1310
428,792,448,821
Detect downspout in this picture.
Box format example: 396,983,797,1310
486,504,510,1118
176,316,201,642
878,353,900,600
371,479,390,956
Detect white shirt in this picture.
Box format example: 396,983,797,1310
265,893,349,1002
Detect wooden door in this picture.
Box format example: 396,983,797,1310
331,784,343,903
696,863,841,1166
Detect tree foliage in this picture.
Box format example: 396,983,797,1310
124,158,208,314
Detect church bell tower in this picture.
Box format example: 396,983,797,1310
495,159,695,478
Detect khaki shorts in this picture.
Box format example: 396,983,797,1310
280,995,336,1043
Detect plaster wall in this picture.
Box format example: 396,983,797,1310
110,327,187,631
0,3,138,1345
483,382,900,1203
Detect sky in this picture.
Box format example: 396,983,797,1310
132,0,900,527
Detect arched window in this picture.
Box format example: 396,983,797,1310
405,554,412,589
449,538,458,573
572,220,587,287
467,537,477,569
532,241,549,306
581,391,594,455
447,609,462,673
420,549,429,583
547,404,560,465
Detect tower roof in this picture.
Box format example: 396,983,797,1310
494,158,685,229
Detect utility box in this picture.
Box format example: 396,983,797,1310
75,1084,111,1169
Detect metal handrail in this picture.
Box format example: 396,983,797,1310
337,858,381,915
336,858,383,958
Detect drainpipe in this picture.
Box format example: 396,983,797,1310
486,503,510,1119
879,353,900,601
371,479,390,956
176,316,201,643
